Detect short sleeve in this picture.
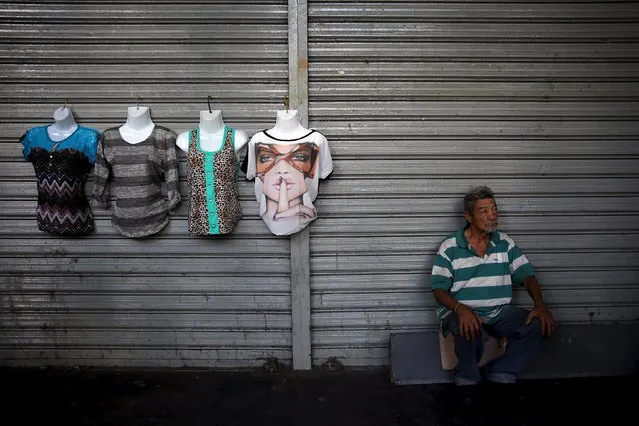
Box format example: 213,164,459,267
239,146,249,175
20,130,31,161
506,235,536,286
244,133,259,180
431,250,454,292
317,133,333,179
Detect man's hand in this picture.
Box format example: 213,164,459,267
432,290,482,340
523,276,553,336
456,304,481,340
526,304,554,336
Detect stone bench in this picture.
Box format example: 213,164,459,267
389,324,639,385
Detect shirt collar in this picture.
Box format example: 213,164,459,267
455,225,502,248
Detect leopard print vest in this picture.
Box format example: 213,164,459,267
186,126,242,235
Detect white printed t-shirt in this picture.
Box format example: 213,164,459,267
245,129,333,236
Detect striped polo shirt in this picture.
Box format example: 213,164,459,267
430,227,535,323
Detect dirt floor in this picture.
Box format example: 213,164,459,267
1,366,633,426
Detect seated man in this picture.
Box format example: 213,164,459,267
431,185,554,387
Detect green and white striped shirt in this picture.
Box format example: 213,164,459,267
430,227,535,323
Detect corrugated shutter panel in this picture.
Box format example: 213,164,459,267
0,1,291,367
308,1,639,366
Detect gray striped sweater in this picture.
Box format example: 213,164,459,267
91,126,181,237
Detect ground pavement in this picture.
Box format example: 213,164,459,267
1,366,632,425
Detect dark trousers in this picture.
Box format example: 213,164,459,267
441,305,544,385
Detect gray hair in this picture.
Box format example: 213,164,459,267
463,185,496,216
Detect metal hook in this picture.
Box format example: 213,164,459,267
63,99,68,109
207,95,213,113
284,96,289,113
136,96,141,110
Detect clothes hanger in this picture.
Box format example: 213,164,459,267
284,95,289,113
207,95,213,113
53,99,70,120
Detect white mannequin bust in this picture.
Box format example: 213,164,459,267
47,106,79,142
119,106,155,144
267,110,309,139
176,110,248,155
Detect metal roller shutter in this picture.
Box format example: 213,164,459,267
307,1,639,366
2,0,638,370
0,1,291,367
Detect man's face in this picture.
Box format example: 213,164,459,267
465,197,499,234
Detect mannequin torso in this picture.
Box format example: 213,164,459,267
47,107,79,142
119,106,155,144
265,110,310,139
176,110,248,155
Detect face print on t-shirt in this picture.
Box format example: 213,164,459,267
255,142,320,219
245,130,332,236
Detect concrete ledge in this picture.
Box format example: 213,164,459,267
389,324,639,385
